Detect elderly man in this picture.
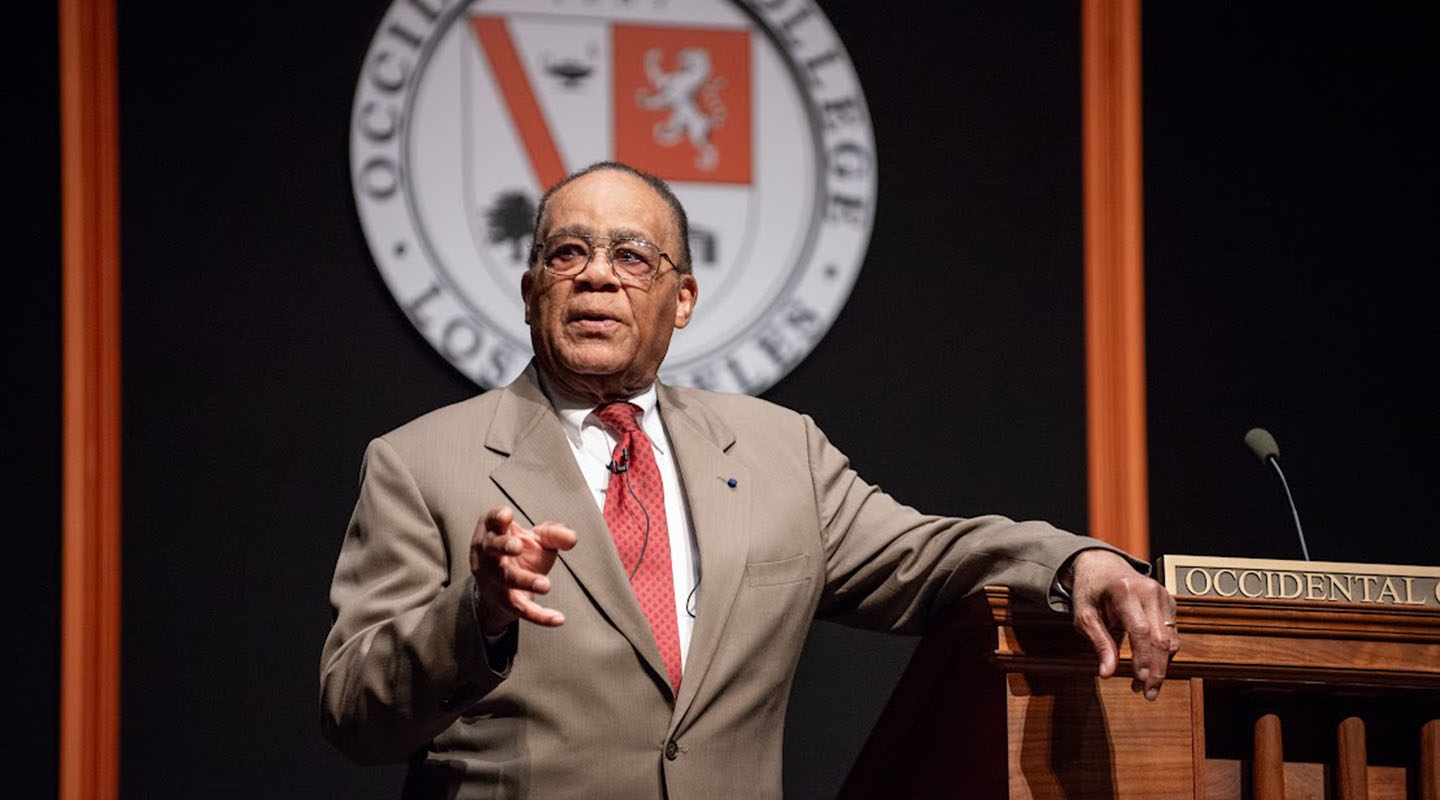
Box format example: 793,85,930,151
320,161,1178,798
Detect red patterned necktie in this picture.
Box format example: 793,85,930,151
596,402,682,694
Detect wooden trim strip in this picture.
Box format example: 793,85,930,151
1422,718,1438,800
1191,678,1208,800
59,0,122,798
1082,0,1149,559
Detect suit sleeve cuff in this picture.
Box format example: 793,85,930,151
469,578,518,676
1047,544,1151,612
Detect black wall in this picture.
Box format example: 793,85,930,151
12,3,1435,798
9,3,61,798
1144,5,1438,567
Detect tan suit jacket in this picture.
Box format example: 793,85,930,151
320,367,1119,798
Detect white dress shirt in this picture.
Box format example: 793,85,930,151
545,382,700,667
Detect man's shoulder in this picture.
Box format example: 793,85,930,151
377,388,510,451
662,384,802,423
659,384,817,451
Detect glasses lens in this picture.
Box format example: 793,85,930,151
542,236,591,275
608,239,659,280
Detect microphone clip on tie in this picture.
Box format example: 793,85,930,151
607,446,630,475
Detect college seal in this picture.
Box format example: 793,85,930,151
351,0,877,394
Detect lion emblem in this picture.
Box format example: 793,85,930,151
635,47,727,171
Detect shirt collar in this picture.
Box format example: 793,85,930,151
541,376,666,455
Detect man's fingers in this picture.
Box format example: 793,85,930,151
473,506,520,571
532,521,578,551
483,531,523,557
477,585,563,630
482,518,573,558
1073,607,1119,678
483,505,515,535
1127,630,1165,699
511,592,565,627
1143,599,1181,698
500,562,553,594
1110,586,1179,701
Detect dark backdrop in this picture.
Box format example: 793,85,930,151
12,3,1435,798
1144,5,1438,567
9,3,61,797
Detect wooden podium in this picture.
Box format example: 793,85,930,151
838,569,1440,799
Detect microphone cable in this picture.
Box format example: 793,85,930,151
613,447,653,582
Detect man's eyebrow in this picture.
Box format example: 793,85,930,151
604,227,652,241
547,224,594,238
544,225,654,241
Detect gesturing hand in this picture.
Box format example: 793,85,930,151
1067,549,1180,701
469,506,578,636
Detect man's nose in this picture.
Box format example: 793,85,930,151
573,246,623,288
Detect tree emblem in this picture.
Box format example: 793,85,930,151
486,191,537,262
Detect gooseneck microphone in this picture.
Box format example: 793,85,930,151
1244,427,1311,561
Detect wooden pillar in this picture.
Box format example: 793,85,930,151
1254,713,1286,800
1082,0,1149,559
59,0,122,798
1335,717,1368,800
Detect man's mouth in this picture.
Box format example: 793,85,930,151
567,309,623,331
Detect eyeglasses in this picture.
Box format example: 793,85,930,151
535,233,678,286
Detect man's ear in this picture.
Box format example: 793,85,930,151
521,269,536,325
673,273,698,330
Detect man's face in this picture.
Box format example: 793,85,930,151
522,169,698,403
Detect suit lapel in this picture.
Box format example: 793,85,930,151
486,371,671,689
658,385,750,722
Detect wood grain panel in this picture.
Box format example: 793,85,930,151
1007,673,1194,799
59,1,121,798
1082,0,1149,560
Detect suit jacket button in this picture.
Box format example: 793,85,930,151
439,682,479,711
664,740,679,760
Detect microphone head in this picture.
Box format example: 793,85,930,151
1244,427,1280,462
